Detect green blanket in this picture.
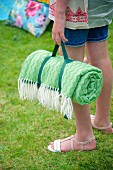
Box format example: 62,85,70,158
18,47,103,119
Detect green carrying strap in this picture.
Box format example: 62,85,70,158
52,41,68,60
38,56,52,88
38,41,73,92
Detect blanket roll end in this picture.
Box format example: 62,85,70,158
66,66,103,105
18,79,73,119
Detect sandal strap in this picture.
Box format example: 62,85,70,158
91,115,112,130
53,135,74,152
61,135,74,142
94,123,112,130
54,140,61,152
71,136,95,151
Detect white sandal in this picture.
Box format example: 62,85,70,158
90,115,113,134
48,135,96,152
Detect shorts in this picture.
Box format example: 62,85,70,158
64,25,108,47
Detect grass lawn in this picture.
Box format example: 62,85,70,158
0,21,113,170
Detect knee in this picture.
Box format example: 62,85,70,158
89,55,111,68
86,41,109,66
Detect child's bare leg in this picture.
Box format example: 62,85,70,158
86,40,113,128
65,46,95,141
60,46,90,64
50,46,96,151
84,46,90,63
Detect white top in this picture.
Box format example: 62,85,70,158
49,0,113,29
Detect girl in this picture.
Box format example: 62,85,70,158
48,0,113,152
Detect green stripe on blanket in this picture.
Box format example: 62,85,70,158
18,50,103,119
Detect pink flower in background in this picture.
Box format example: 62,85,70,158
14,14,23,27
26,1,42,17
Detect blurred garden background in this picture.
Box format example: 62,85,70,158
0,8,113,170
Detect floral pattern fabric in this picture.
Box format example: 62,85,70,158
6,0,50,37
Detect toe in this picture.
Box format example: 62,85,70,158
50,142,53,145
50,142,54,149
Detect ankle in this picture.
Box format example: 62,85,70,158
75,131,94,142
94,115,111,127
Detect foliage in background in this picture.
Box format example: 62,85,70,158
0,21,113,170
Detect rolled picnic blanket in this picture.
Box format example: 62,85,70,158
18,42,103,119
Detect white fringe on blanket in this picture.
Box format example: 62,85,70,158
18,79,73,119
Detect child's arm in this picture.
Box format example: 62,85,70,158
52,0,69,45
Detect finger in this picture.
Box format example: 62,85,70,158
52,33,57,44
55,33,62,45
59,32,68,42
